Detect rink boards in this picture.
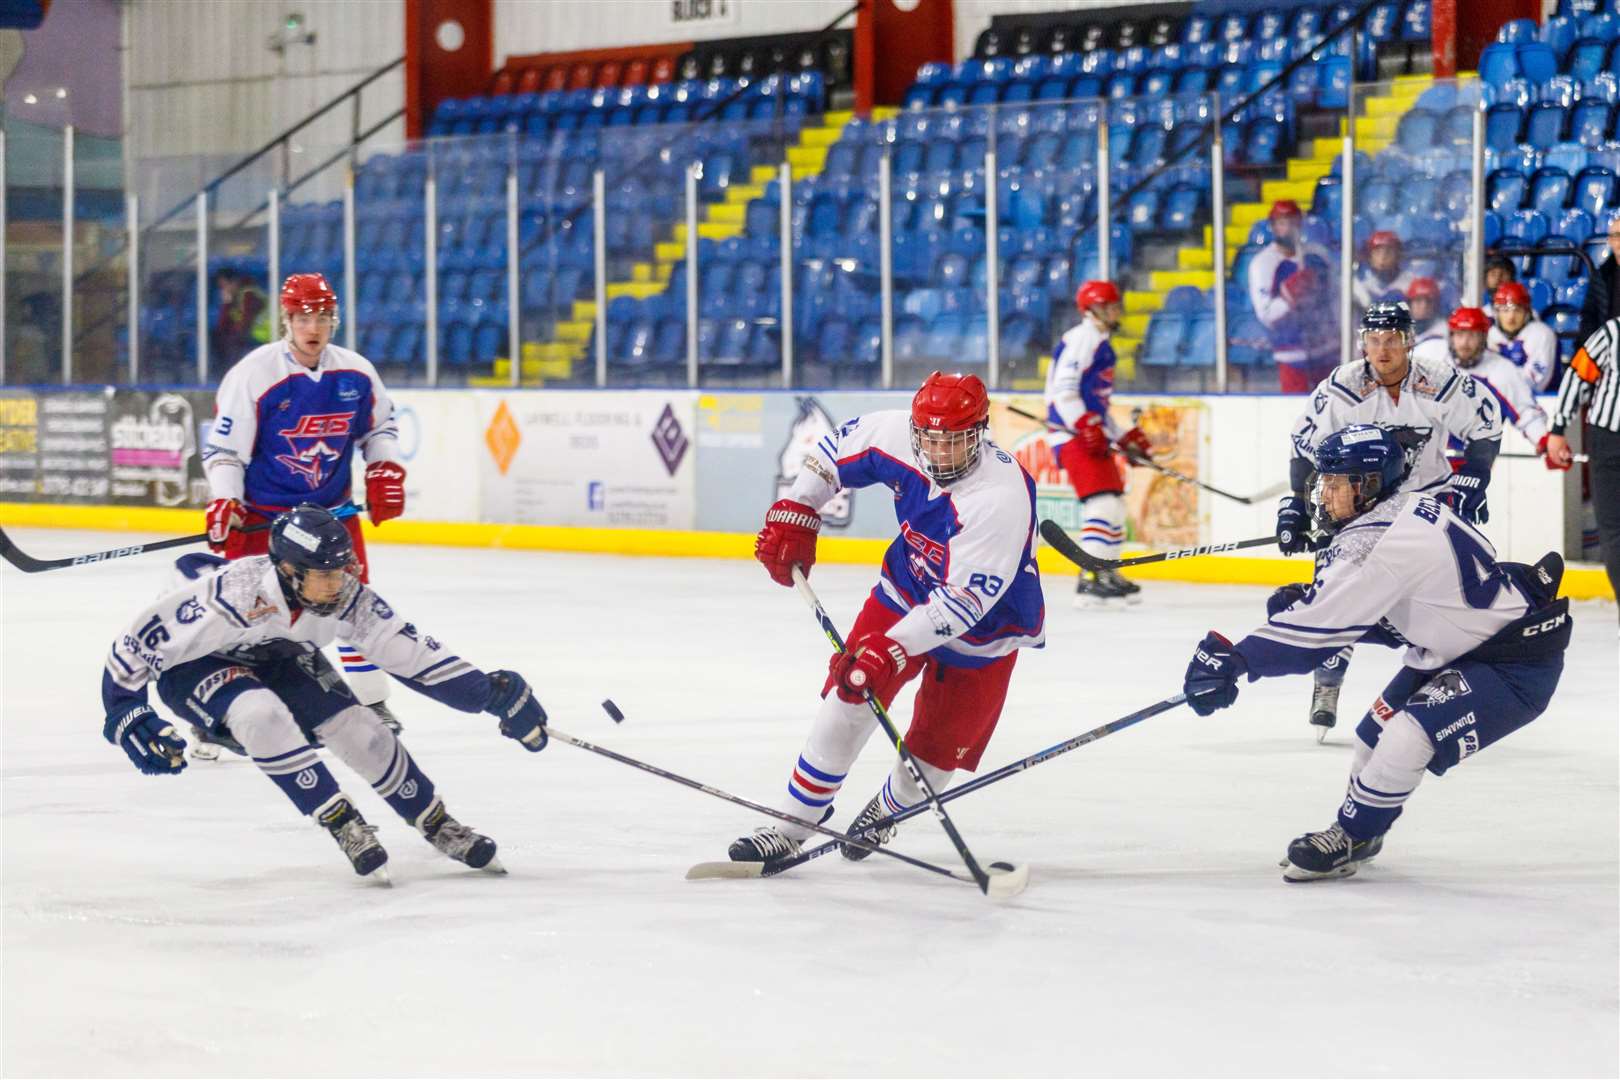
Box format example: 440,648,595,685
0,386,1609,599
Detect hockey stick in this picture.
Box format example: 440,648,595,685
1003,404,1287,504
687,692,1187,881
0,504,363,574
1041,518,1280,572
788,566,1027,897
1446,449,1589,463
544,726,1021,894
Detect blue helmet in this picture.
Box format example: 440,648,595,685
1310,424,1409,532
268,503,358,615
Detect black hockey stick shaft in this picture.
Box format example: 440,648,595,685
1446,448,1588,463
790,567,995,893
544,727,976,885
0,504,363,574
1040,518,1279,572
761,692,1187,878
1003,404,1271,505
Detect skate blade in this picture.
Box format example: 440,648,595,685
478,856,508,875
685,860,765,881
367,866,393,887
1281,862,1359,883
1315,726,1330,745
1072,595,1129,610
985,860,1031,900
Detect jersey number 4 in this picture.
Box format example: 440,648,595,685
1446,522,1516,610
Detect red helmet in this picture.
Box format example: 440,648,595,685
1448,306,1490,333
1407,277,1440,301
1367,230,1402,252
910,371,990,485
1075,280,1121,313
1269,199,1302,220
280,273,338,316
1493,281,1531,310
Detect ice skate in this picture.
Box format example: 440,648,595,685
1281,823,1384,882
370,701,403,734
838,793,896,861
1309,680,1340,743
188,723,246,762
1074,568,1137,608
418,798,503,873
317,796,390,882
728,826,804,866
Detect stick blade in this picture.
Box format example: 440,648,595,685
985,860,1030,900
1038,519,1111,571
685,860,765,881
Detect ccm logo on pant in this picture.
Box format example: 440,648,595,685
1522,613,1568,637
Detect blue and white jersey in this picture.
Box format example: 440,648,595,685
103,555,488,719
1235,492,1534,675
1289,353,1501,495
1248,240,1338,363
1044,318,1118,448
785,410,1045,667
203,342,399,512
1487,319,1559,392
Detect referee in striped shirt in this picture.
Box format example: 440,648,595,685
1547,317,1620,604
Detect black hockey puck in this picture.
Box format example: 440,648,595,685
989,861,1016,872
601,699,624,724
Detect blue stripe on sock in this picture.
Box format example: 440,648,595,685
794,757,846,784
787,784,834,808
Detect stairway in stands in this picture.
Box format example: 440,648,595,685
1111,73,1443,365
484,109,864,385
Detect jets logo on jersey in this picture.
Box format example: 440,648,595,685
275,412,355,488
899,520,946,566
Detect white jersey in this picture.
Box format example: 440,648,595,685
786,410,1044,666
1454,349,1548,446
1290,354,1502,495
103,555,484,717
1043,318,1119,447
203,342,399,511
1412,319,1446,352
1487,319,1559,392
1248,240,1338,364
1236,492,1535,674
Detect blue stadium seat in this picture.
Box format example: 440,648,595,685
1516,42,1560,82
1531,167,1574,212
1142,313,1188,365
1542,15,1579,60
1526,103,1570,148
1184,313,1216,365
1505,208,1550,243
1396,108,1440,152
1573,165,1618,213
1480,42,1519,86
1572,99,1613,146
1554,206,1596,243
1487,169,1529,211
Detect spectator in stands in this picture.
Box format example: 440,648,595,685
1488,281,1559,392
1577,213,1620,347
1407,277,1445,354
1351,231,1414,318
1247,200,1338,392
211,270,268,368
1481,254,1516,318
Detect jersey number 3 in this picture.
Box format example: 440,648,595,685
1446,522,1515,610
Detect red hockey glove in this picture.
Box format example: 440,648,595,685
365,462,407,525
1539,434,1573,471
205,498,244,552
1118,426,1152,463
1279,267,1319,307
755,499,821,587
830,632,910,704
1074,412,1111,457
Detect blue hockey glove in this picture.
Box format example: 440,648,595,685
1438,467,1489,524
1266,582,1310,618
1276,495,1312,555
1184,631,1247,717
104,704,188,775
486,670,547,751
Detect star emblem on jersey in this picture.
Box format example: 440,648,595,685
275,412,354,489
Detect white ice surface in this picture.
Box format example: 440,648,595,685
2,531,1617,1078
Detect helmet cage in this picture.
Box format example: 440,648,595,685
910,420,986,485
1308,469,1386,535
276,559,361,617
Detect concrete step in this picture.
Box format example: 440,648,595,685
1259,178,1318,205
1149,269,1215,292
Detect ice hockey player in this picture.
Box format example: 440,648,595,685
100,504,549,881
1184,424,1570,881
1043,280,1154,605
1406,277,1446,352
1351,231,1415,315
1433,307,1555,456
1278,301,1501,739
200,272,408,751
1487,281,1559,392
734,372,1045,868
1248,199,1339,391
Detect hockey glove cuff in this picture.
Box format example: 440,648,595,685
205,498,244,552
105,704,188,775
486,670,548,751
1439,467,1489,524
1184,631,1247,717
